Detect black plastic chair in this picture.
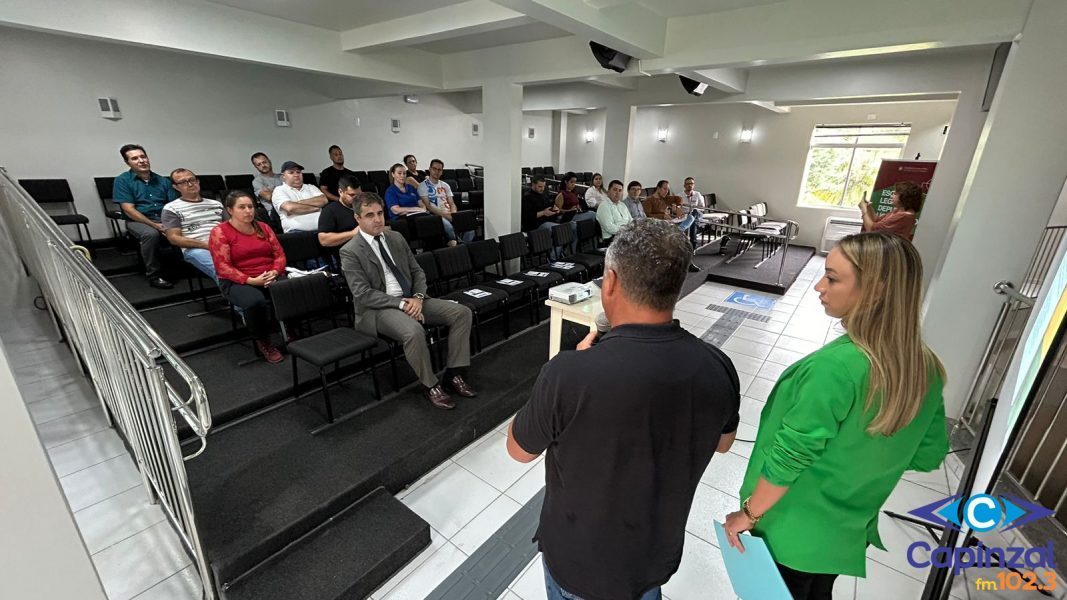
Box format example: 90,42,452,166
368,171,390,194
552,224,604,277
470,239,538,326
498,232,562,297
412,214,447,251
575,217,600,251
442,169,457,180
277,231,323,269
197,174,226,201
543,166,555,178
302,172,318,187
528,227,587,282
433,245,509,352
20,179,94,253
451,210,478,242
271,274,380,423
532,166,545,176
93,176,125,239
224,174,254,195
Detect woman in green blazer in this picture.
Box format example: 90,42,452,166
723,232,949,599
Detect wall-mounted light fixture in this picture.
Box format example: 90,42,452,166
656,128,669,143
584,129,596,143
740,128,754,143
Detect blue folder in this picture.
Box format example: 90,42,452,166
714,521,792,599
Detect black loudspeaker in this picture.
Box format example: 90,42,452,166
679,75,709,96
589,41,632,73
981,42,1011,113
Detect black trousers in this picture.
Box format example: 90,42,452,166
776,563,838,600
220,276,284,340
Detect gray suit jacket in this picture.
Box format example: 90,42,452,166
339,230,428,328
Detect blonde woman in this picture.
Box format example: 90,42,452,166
722,232,948,599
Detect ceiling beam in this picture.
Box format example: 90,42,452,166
687,68,749,94
746,101,791,114
490,0,666,59
341,1,530,53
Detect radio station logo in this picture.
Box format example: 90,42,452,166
904,493,1058,589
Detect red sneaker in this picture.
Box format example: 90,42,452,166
255,340,284,364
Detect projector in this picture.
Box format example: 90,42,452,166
549,282,593,305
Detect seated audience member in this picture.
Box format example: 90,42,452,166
554,172,596,224
251,152,282,211
682,176,706,208
384,163,425,221
317,176,361,248
161,169,224,281
506,218,740,600
419,159,472,246
584,173,609,209
644,179,698,246
403,154,426,183
209,191,287,363
595,179,632,242
339,192,476,409
859,181,922,241
521,176,561,233
318,145,357,202
113,143,178,289
271,161,327,233
624,180,647,220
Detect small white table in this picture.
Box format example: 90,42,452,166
545,285,603,359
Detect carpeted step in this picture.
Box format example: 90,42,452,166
221,487,430,600
141,297,236,353
109,271,217,310
188,325,548,590
90,245,141,276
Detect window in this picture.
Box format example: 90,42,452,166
796,124,911,208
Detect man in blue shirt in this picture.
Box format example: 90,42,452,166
113,144,177,288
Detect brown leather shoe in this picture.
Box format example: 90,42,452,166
423,385,455,410
445,375,477,398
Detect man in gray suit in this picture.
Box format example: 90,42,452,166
340,192,476,409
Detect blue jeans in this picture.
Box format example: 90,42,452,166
543,556,661,600
183,248,218,283
442,217,475,243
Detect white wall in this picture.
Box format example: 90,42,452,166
0,27,483,240
563,110,607,175
521,111,554,168
623,100,956,249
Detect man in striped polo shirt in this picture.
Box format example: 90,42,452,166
161,169,225,282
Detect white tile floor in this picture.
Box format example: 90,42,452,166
10,252,989,599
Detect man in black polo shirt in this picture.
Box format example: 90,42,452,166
318,145,357,202
521,175,561,232
317,175,361,248
507,218,740,600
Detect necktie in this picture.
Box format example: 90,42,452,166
375,235,414,298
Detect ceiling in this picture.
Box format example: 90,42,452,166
206,0,472,31
585,0,786,18
410,21,571,54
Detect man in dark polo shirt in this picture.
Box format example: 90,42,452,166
317,175,361,248
507,218,740,600
113,143,178,289
318,145,357,202
520,175,561,233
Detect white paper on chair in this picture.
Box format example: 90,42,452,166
497,278,523,286
550,262,575,269
285,266,328,278
525,271,550,277
464,288,491,298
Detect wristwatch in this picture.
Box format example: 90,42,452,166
413,293,426,300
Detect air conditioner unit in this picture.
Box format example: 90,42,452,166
820,216,862,254
275,109,291,127
98,97,121,120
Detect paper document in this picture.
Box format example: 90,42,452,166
713,521,792,599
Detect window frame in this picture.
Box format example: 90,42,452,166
796,123,912,209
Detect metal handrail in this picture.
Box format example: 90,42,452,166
0,168,215,598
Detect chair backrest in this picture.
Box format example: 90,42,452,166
351,171,369,186
442,168,457,180
270,273,335,323
197,174,226,200
467,239,500,272
521,167,532,176
498,232,529,261
224,174,254,193
527,226,554,256
543,166,555,178
414,250,440,290
582,172,593,184
368,170,390,189
456,178,474,193
443,179,459,193
737,209,751,228
94,176,116,201
455,169,473,182
412,214,446,241
302,172,318,187
432,245,473,283
750,202,767,217
532,166,545,176
705,192,717,208
551,222,576,247
277,230,322,265
19,179,74,205
575,217,597,242
451,210,477,234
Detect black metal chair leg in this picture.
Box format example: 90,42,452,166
388,342,400,390
292,356,299,397
367,350,381,400
320,368,335,423
503,301,511,339
473,314,482,353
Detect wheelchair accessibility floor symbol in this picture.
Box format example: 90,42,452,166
724,291,777,311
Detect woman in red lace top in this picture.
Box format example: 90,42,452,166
209,190,287,363
859,181,922,242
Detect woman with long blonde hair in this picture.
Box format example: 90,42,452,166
722,232,948,599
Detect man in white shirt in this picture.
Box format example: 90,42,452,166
161,168,224,281
595,180,632,242
419,158,473,246
271,161,328,232
682,177,706,208
339,192,477,410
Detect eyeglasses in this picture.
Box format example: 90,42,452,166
174,178,199,186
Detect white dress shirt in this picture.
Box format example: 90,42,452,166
359,229,405,303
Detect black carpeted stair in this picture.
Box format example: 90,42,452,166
222,487,430,600
187,325,548,595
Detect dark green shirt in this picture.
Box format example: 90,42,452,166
740,335,948,576
113,170,176,222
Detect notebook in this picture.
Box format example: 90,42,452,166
713,521,792,599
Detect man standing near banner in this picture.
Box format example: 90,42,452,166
860,181,922,241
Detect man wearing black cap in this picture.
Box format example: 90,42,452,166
271,160,327,232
